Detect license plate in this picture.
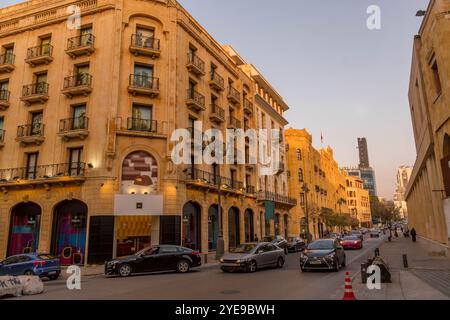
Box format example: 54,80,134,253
310,260,322,265
48,271,56,275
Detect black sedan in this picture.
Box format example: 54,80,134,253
105,245,202,277
299,239,346,272
287,237,306,253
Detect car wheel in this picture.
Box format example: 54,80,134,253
247,260,257,273
24,270,34,276
334,258,340,272
118,263,132,277
48,274,59,280
176,260,190,273
276,257,285,268
341,256,346,268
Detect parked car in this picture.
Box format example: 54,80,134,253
328,232,342,240
370,230,381,238
0,253,61,280
340,235,363,250
220,243,285,273
299,239,346,272
350,230,364,241
105,245,202,277
271,236,289,253
287,237,306,253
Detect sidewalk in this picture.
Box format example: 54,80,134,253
351,235,450,300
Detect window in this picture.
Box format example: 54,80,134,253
430,58,442,97
134,64,154,88
26,153,38,179
40,36,52,55
298,168,304,182
131,104,152,131
75,64,90,86
0,80,8,101
2,45,14,64
80,26,93,46
300,193,305,207
296,149,302,160
210,63,217,80
188,80,196,98
0,116,4,142
35,72,47,94
69,148,83,176
31,112,43,135
72,104,86,129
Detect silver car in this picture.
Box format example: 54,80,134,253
220,242,286,273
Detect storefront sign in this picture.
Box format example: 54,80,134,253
114,194,163,216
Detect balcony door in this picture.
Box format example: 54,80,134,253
75,65,89,86
0,81,8,100
35,73,47,94
72,105,86,130
26,153,38,180
0,117,4,141
136,27,155,48
31,112,43,135
132,104,152,131
4,46,14,64
134,65,153,88
40,37,51,55
69,148,83,176
80,26,93,46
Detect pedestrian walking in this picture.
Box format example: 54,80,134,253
254,234,259,242
411,228,417,242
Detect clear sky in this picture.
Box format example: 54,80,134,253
2,0,429,199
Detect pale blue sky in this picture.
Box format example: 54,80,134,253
2,0,429,199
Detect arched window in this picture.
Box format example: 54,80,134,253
296,149,302,160
298,168,304,182
121,151,158,194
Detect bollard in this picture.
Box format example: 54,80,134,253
361,262,368,284
403,254,408,268
375,248,380,257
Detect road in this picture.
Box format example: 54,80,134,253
18,235,385,300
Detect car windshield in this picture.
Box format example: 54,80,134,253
343,236,359,240
230,244,257,253
307,240,334,250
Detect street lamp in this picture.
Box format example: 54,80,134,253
301,183,310,243
213,162,225,260
416,10,426,17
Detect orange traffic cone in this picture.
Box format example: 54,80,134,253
342,272,357,300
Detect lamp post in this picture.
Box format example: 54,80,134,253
301,183,310,243
213,162,225,260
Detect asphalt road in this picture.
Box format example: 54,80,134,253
17,235,385,300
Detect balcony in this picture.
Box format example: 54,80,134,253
228,116,242,129
227,86,240,105
16,124,45,145
209,104,225,123
0,162,86,189
62,74,93,98
115,118,166,139
244,99,254,115
129,34,160,58
66,34,95,58
277,162,285,174
0,90,10,110
0,129,4,148
257,191,297,207
128,75,159,97
58,117,89,141
187,53,206,76
209,72,225,91
185,168,244,194
21,83,49,105
186,89,205,112
25,44,53,67
246,185,256,195
0,53,15,73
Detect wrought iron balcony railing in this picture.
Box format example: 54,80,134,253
0,52,15,65
209,71,224,91
131,34,160,51
59,116,89,132
0,89,10,102
187,52,205,75
26,44,53,60
0,162,86,183
127,118,158,133
244,98,254,114
63,73,93,89
129,74,159,90
257,191,297,206
22,82,49,97
67,33,95,50
228,86,240,104
229,116,242,129
17,123,45,137
185,168,244,191
186,89,206,111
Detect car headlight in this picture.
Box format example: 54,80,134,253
107,261,119,266
325,253,335,260
220,258,224,263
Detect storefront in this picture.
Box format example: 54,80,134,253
228,207,240,249
7,202,41,256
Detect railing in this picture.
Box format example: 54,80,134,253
17,123,45,137
228,86,240,101
246,185,255,194
229,116,242,128
257,191,297,206
59,116,89,132
131,34,160,50
67,33,95,50
187,52,205,73
187,89,205,107
63,73,92,89
129,74,159,90
26,44,53,59
127,118,158,133
210,71,224,88
0,52,14,65
185,168,243,191
221,176,244,191
210,104,225,118
0,129,4,142
22,82,49,97
0,162,86,182
244,99,253,112
0,89,10,102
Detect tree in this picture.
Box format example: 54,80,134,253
370,196,401,224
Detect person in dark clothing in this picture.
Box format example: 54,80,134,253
254,234,259,242
411,228,417,242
